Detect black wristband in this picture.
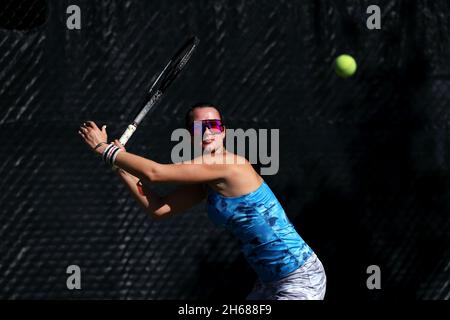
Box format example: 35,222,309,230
94,142,108,150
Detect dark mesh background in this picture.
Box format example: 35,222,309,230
0,0,448,300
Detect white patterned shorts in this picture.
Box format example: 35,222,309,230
246,253,327,300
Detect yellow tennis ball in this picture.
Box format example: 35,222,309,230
335,54,357,78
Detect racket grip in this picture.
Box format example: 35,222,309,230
119,124,137,146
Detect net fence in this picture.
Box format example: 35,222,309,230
0,0,448,300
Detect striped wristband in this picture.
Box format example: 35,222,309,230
109,147,121,166
102,144,114,163
102,144,122,166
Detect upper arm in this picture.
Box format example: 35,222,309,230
148,161,231,184
151,183,207,218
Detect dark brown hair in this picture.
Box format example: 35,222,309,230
184,103,225,129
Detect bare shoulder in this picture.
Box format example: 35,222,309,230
173,153,248,166
227,153,249,165
224,153,258,179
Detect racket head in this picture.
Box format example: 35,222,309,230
156,36,199,93
123,36,199,143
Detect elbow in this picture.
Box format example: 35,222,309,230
150,211,166,220
148,207,170,220
145,167,161,183
144,196,168,220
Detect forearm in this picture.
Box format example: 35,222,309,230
96,143,157,182
96,142,228,185
114,151,159,182
115,168,161,213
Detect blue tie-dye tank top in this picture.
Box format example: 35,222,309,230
206,180,314,282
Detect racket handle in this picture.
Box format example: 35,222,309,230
119,124,137,146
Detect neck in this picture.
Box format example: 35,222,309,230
211,145,225,155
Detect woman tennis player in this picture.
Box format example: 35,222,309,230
78,103,326,300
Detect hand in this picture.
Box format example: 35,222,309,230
78,121,108,153
112,139,126,152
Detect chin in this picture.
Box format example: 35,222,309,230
202,146,214,154
202,143,219,154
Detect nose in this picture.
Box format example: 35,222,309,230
203,127,213,137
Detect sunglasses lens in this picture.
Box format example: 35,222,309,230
205,120,223,132
190,120,223,135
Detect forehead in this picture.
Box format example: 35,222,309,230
191,107,221,121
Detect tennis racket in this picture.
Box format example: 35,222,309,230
118,36,199,146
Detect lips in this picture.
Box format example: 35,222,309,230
202,138,214,144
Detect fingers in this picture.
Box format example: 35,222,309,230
85,121,99,130
80,121,91,134
80,121,100,133
78,122,90,140
101,125,108,138
78,121,106,144
113,139,125,151
114,139,123,147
